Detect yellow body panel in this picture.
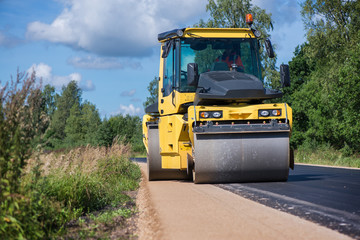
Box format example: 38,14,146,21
187,104,292,144
159,92,195,115
158,114,191,170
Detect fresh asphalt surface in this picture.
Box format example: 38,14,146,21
133,158,360,239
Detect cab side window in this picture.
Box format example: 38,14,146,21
163,43,174,97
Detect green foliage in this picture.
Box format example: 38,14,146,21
0,72,67,239
36,80,143,152
63,101,101,148
0,149,141,239
295,144,360,168
284,0,360,153
90,207,133,223
0,70,43,191
46,81,82,144
42,84,57,118
42,81,104,149
0,70,142,239
0,178,63,240
143,76,159,108
39,155,140,213
96,115,145,152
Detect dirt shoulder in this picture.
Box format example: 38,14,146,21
135,162,352,240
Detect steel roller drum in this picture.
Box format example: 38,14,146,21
193,131,290,183
147,126,190,180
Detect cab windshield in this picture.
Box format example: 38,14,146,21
179,38,262,92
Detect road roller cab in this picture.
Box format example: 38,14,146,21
142,24,293,183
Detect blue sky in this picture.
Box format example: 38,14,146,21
0,0,306,118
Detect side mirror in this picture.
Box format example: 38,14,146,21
187,63,199,87
265,39,275,58
280,64,290,87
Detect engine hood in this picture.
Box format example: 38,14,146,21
195,71,282,105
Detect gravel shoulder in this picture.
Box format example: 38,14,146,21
135,162,353,240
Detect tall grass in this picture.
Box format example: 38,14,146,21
295,143,360,168
1,143,141,239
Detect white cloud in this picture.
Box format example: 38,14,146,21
120,89,136,97
68,56,142,69
113,104,143,116
27,63,95,91
26,0,207,57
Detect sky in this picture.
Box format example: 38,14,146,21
0,0,306,118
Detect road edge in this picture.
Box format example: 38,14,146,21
135,163,163,240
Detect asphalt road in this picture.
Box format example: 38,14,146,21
218,164,360,239
134,159,360,239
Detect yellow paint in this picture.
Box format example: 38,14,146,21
187,104,293,143
158,114,191,169
159,28,255,43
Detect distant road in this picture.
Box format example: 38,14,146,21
133,159,360,239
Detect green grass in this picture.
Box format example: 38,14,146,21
89,207,133,223
295,144,360,168
64,203,137,239
40,156,140,212
0,150,141,239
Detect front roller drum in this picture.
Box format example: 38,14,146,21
147,126,190,181
193,132,290,184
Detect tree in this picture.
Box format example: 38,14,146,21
286,0,360,153
42,84,57,119
64,103,83,145
95,114,144,152
45,81,82,148
81,101,101,145
31,85,57,146
196,0,278,85
143,76,159,108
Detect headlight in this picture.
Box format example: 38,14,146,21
259,109,281,117
199,111,223,119
200,112,210,118
272,110,281,116
212,111,222,118
260,110,270,117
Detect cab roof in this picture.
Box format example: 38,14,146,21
158,28,256,42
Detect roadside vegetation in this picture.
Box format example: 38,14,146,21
0,72,141,239
283,0,360,166
295,144,360,168
38,80,144,153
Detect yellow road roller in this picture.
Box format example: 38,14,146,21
142,21,293,183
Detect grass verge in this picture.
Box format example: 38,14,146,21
0,143,141,239
62,192,138,239
295,144,360,168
